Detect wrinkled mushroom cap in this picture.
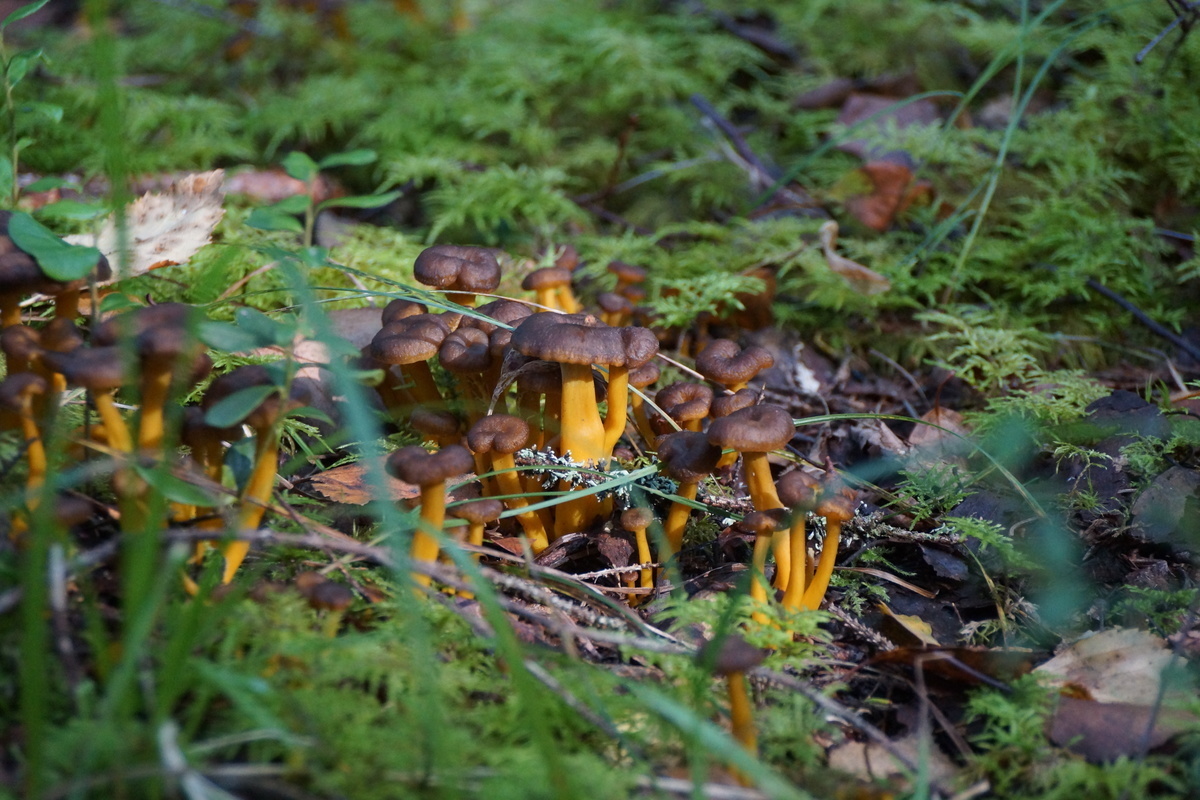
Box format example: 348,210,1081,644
620,506,654,531
202,364,308,430
735,508,787,538
381,298,428,325
656,431,721,482
42,346,130,391
467,299,532,334
629,361,660,389
706,404,794,453
655,382,713,425
295,572,355,611
778,470,821,510
711,388,758,418
597,292,632,315
0,326,40,362
370,314,451,366
607,261,646,285
409,407,461,441
449,497,505,525
510,313,658,369
467,414,530,455
386,444,474,486
439,327,492,373
413,244,501,293
0,372,47,409
93,302,201,347
521,266,572,292
696,339,774,387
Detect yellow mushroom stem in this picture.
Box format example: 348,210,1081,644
447,291,477,307
0,295,20,329
630,391,655,445
222,427,280,584
801,509,848,610
740,450,790,591
532,287,560,311
138,364,173,452
554,362,606,538
55,288,81,321
749,531,772,610
489,452,550,553
190,436,227,565
408,480,448,588
17,405,46,494
92,391,133,453
779,513,809,610
662,481,698,556
601,365,630,455
727,671,757,758
397,362,442,407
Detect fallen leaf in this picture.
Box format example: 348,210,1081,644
843,161,913,231
1035,627,1179,705
819,221,891,295
872,646,1037,686
877,602,940,646
835,93,942,164
299,459,475,506
907,406,970,470
66,170,225,280
828,733,957,785
1048,696,1198,762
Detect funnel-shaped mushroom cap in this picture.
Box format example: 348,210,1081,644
92,302,201,346
0,372,47,409
522,267,571,293
439,327,492,373
597,292,632,316
510,313,658,368
413,245,501,294
735,508,787,539
701,634,768,676
371,314,451,365
778,470,821,510
655,382,713,426
607,261,647,285
706,404,794,453
202,365,309,430
467,414,531,455
42,346,131,391
468,299,532,334
409,408,461,441
381,298,428,325
449,497,504,525
296,572,355,611
711,388,758,418
41,318,84,353
629,361,660,389
657,431,721,482
1,326,40,363
554,244,579,271
0,250,60,296
696,340,774,387
387,444,474,487
620,506,654,531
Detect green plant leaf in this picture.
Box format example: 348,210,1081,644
245,207,303,233
133,463,223,507
198,319,261,353
23,175,69,193
0,156,12,202
35,199,107,221
204,384,277,428
317,149,377,169
318,189,402,211
235,307,295,347
6,48,42,88
6,210,103,281
17,100,61,123
1,0,50,30
281,151,318,183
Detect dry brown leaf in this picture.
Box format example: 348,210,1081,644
1035,628,1178,705
843,160,913,232
819,221,891,295
66,170,225,280
1048,696,1197,762
907,407,970,470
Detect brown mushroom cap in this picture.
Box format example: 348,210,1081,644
295,572,355,612
510,313,658,369
607,261,647,285
467,414,531,455
42,346,131,391
41,318,84,354
711,388,758,418
735,508,787,538
0,372,47,409
92,302,201,347
386,444,474,487
381,298,428,325
413,245,501,294
1,326,41,364
521,266,572,293
467,299,532,334
620,506,654,531
706,404,794,453
696,339,774,388
202,364,302,430
554,244,579,271
449,497,505,525
409,408,461,441
597,292,632,315
439,327,492,374
656,431,721,482
702,634,768,676
655,382,713,426
778,470,821,511
0,250,62,297
371,314,450,366
629,361,660,389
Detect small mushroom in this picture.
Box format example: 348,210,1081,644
447,496,504,598
651,382,713,434
467,414,549,553
620,506,656,601
413,244,501,307
607,260,646,300
521,266,573,312
696,339,774,393
295,572,356,637
371,313,451,410
628,361,660,446
735,509,787,614
776,470,820,611
386,444,475,587
42,346,133,453
597,291,632,328
655,431,720,556
0,373,48,493
700,633,767,782
801,472,855,610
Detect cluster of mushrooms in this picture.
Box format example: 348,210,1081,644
2,227,859,770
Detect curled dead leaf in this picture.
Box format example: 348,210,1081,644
819,221,891,295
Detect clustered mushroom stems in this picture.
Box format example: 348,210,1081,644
1,234,854,641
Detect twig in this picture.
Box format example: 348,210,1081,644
1085,276,1200,363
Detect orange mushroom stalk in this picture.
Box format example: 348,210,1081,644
386,444,475,587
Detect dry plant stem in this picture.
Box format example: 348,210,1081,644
491,453,550,552
223,429,279,584
410,482,447,588
801,520,840,609
779,517,808,610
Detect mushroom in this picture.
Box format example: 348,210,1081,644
597,291,632,327
467,414,549,552
202,365,311,583
700,633,767,783
655,431,720,556
696,339,774,393
386,444,475,587
438,326,493,425
801,475,855,611
651,382,713,434
370,313,451,410
295,572,355,637
710,388,758,468
777,470,820,611
607,260,647,299
0,373,48,493
409,407,462,449
413,244,501,307
180,406,241,562
735,509,787,615
42,346,133,453
620,506,655,601
380,297,428,325
707,404,795,589
521,266,573,312
628,361,660,446
447,496,504,598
